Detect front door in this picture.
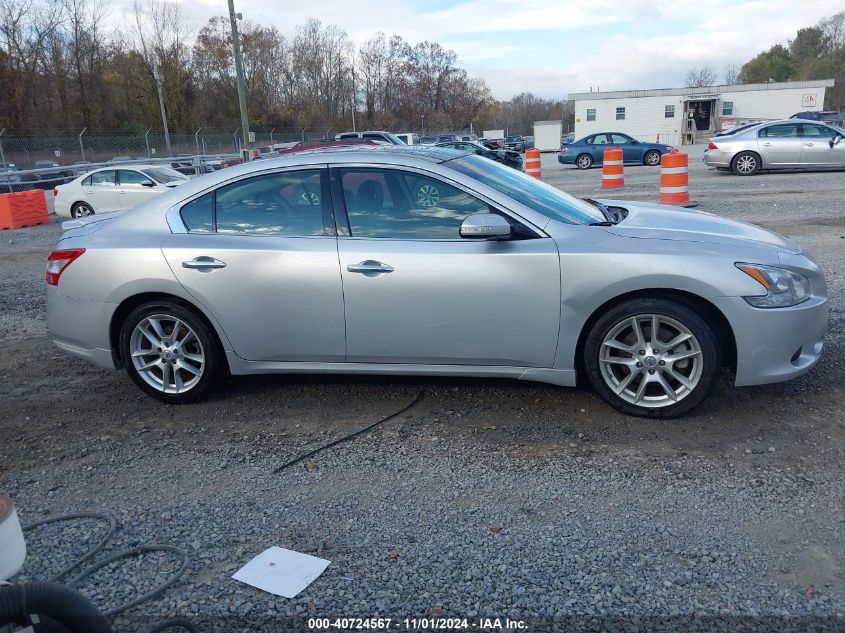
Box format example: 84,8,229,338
799,123,844,166
162,167,345,363
117,169,159,209
610,134,638,162
333,166,561,367
757,122,803,166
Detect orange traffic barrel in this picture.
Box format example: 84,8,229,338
525,148,541,179
659,149,689,205
601,147,624,188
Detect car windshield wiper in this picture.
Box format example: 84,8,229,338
583,198,617,224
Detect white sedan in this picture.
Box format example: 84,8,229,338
54,165,189,218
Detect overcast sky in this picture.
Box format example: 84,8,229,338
139,0,843,99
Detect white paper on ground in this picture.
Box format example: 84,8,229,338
232,546,330,598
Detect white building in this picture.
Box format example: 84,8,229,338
569,79,835,146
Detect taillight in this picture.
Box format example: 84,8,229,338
708,142,718,150
53,187,59,197
560,147,568,154
45,248,85,286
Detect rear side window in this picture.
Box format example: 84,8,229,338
180,193,214,233
759,124,799,138
82,176,92,186
90,170,115,186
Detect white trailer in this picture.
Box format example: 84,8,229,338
482,129,504,140
533,120,562,152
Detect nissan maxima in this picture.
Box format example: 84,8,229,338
46,146,827,418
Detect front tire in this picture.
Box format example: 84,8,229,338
731,151,760,176
576,154,593,169
119,300,224,403
583,297,720,418
644,150,661,166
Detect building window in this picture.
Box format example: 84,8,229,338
615,107,625,120
586,109,596,121
665,105,675,118
722,101,733,115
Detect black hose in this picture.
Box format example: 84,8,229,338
0,582,112,633
272,390,424,473
23,513,117,582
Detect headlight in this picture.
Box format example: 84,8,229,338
736,263,811,308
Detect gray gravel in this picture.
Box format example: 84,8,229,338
2,153,844,632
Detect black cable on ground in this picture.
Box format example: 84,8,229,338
23,513,117,583
144,618,197,633
272,390,425,474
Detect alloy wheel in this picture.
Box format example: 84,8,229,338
129,314,205,394
735,155,757,174
645,151,661,166
598,313,703,408
74,204,93,218
577,155,592,169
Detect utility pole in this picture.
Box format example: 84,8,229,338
195,128,202,156
152,66,172,157
78,128,86,163
145,128,152,158
228,0,251,162
351,65,356,132
0,129,6,166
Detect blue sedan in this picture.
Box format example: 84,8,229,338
558,132,672,169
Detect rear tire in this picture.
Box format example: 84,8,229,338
71,202,95,218
583,297,720,418
576,153,593,169
644,150,661,166
119,300,224,404
731,151,760,176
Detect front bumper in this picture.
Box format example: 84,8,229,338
713,295,827,386
47,285,118,369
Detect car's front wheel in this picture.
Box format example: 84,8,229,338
119,300,224,403
644,150,661,166
583,297,720,418
576,154,593,169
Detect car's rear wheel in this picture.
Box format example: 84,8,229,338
576,154,593,169
644,150,661,166
71,202,94,218
119,300,223,403
731,151,760,176
583,297,720,418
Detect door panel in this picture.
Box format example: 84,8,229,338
117,169,158,209
799,124,844,166
85,170,120,212
757,123,802,166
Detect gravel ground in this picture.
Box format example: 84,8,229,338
1,149,844,632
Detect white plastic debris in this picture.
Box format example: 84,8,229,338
232,546,330,598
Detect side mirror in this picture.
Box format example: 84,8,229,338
141,180,156,187
460,213,512,240
830,135,843,148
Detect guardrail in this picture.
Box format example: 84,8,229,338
0,153,241,194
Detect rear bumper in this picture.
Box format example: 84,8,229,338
703,148,734,168
47,285,117,369
713,295,827,386
557,153,575,164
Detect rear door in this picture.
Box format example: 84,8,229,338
757,123,802,166
332,165,560,367
84,170,120,212
799,124,844,166
589,133,612,162
162,167,346,363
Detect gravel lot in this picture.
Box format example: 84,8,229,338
2,147,844,632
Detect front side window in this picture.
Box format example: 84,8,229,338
800,124,837,138
616,107,625,120
143,167,187,184
90,170,115,186
586,109,596,121
722,101,733,115
665,105,675,118
118,170,150,186
214,170,325,236
340,168,489,239
759,124,799,138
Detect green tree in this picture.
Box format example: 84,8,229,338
739,44,794,83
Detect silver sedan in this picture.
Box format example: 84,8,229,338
46,147,827,418
704,119,845,175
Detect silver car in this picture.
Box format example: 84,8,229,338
704,119,845,175
46,147,827,418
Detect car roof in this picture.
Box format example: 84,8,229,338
269,145,463,163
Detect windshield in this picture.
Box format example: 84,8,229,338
506,136,520,142
143,167,188,184
449,155,604,225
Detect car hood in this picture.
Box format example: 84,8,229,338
597,199,802,254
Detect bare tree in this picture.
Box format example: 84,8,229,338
684,65,718,87
723,63,740,85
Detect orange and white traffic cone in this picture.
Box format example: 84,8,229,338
525,148,541,179
659,149,690,205
601,147,624,189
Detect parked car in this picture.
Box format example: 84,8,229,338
33,160,61,169
0,163,20,185
561,133,575,146
421,134,462,144
281,139,380,153
395,133,420,145
504,135,526,152
46,146,827,418
335,131,404,145
53,165,189,218
523,136,535,150
436,140,523,170
704,119,845,175
558,133,672,169
478,137,504,149
790,111,843,125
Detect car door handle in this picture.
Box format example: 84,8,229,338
804,142,814,147
347,260,394,274
182,256,226,271
761,142,772,146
